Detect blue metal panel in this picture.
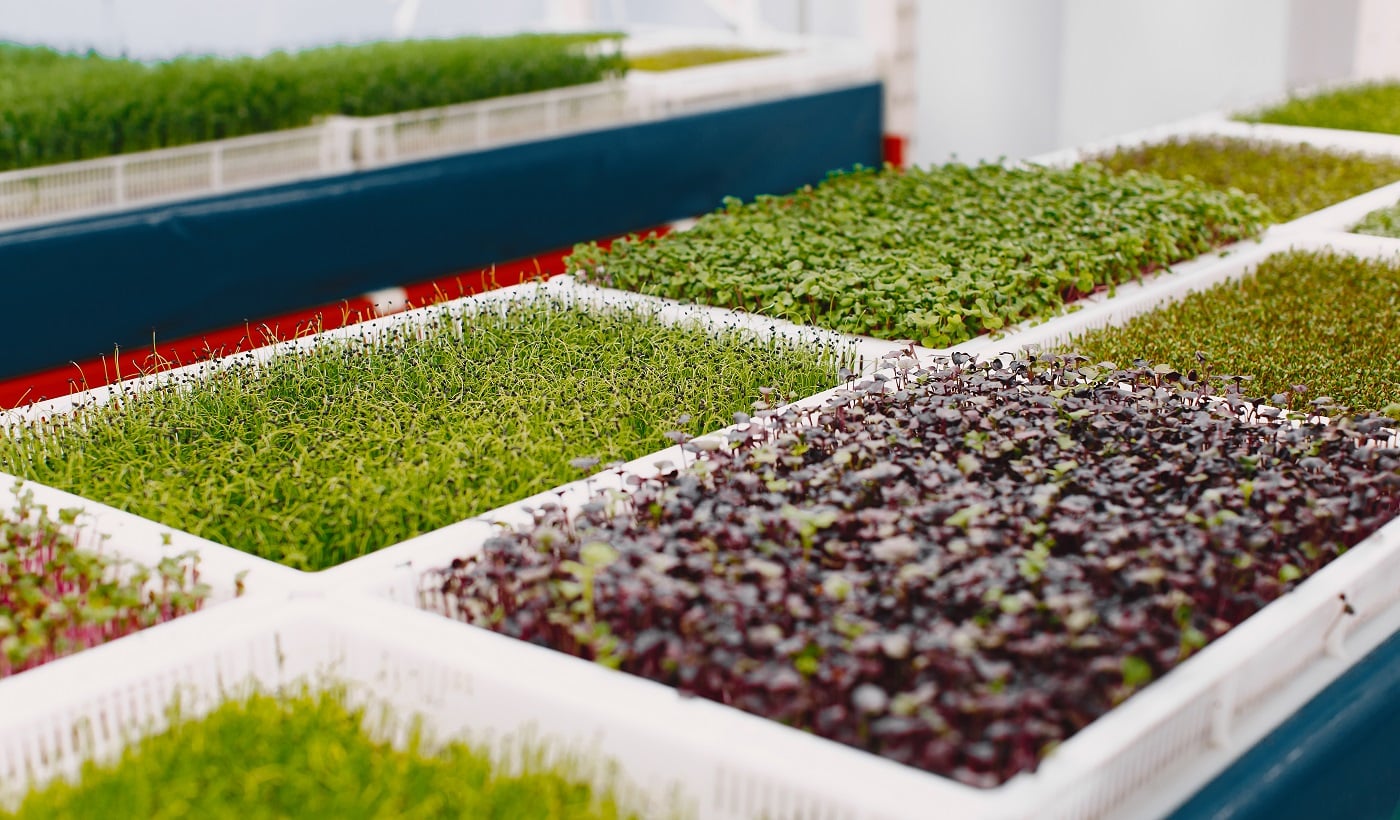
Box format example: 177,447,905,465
0,83,883,380
1170,627,1400,820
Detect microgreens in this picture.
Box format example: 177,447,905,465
0,34,626,171
1069,250,1400,411
3,687,637,819
0,482,208,679
627,47,778,72
569,163,1268,346
1092,136,1400,223
1354,200,1400,239
1239,81,1400,137
0,301,842,570
429,354,1400,788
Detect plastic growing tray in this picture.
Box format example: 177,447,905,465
6,404,1398,819
324,458,1400,819
0,277,907,590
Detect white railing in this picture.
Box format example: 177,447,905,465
0,44,877,231
0,83,627,229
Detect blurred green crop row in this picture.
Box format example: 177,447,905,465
0,34,625,172
1241,81,1400,137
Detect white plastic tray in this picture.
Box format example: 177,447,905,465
325,473,1400,820
5,113,1400,820
0,277,900,601
1027,113,1400,171
0,595,969,819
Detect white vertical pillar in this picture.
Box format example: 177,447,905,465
1354,0,1400,81
210,146,225,191
913,0,1065,165
704,0,765,38
546,0,598,29
861,0,918,153
390,0,421,38
113,161,127,206
1285,0,1361,88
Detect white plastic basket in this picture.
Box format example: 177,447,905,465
0,595,969,819
323,505,1400,820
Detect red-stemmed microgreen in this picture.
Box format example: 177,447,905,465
428,354,1400,788
0,483,209,679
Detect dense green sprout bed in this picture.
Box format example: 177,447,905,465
3,689,633,819
0,35,624,171
1093,136,1400,223
1240,82,1400,136
1354,200,1400,238
0,301,840,570
1067,250,1400,411
570,164,1268,347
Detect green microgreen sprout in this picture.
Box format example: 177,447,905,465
626,47,778,72
569,162,1269,346
1066,249,1400,411
2,686,640,819
1239,81,1400,137
1092,136,1400,223
0,299,842,570
1354,199,1400,238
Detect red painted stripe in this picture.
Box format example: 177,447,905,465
0,228,673,409
882,134,907,169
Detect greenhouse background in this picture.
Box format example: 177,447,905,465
2,1,1400,818
7,0,1400,161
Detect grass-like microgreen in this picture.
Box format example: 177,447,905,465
1093,136,1400,223
1354,200,1400,238
627,47,778,72
1240,81,1400,137
3,687,636,819
0,300,842,570
1068,250,1400,411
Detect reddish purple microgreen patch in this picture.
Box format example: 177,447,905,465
427,354,1400,787
1,485,209,678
